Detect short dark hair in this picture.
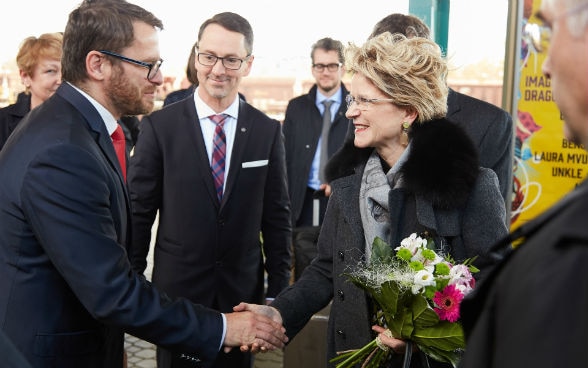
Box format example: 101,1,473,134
197,12,254,56
186,41,198,85
310,37,345,64
62,0,163,84
369,13,430,39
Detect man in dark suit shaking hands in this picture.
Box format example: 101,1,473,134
128,11,292,368
0,2,287,367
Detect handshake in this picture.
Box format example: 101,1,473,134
223,302,285,353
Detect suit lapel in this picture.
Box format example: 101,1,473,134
57,84,125,184
55,83,130,207
222,100,252,208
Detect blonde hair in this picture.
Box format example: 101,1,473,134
16,33,63,77
345,32,448,123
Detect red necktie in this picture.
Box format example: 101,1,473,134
111,124,127,182
210,114,228,201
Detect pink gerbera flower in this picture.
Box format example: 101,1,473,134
433,284,464,322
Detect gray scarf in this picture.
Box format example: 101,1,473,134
359,147,410,261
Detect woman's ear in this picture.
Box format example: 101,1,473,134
404,107,418,124
19,70,31,89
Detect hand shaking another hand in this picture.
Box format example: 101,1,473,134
230,302,285,354
222,302,287,354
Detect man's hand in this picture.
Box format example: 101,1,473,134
232,302,284,353
223,307,287,354
319,183,332,197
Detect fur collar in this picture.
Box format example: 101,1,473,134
324,118,479,209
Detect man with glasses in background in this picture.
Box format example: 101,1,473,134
0,2,288,368
460,1,588,366
128,11,292,368
283,37,353,230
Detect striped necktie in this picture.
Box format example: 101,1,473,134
210,114,228,201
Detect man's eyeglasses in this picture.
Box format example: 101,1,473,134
523,1,588,53
312,63,341,72
345,94,395,110
99,50,163,81
197,52,248,70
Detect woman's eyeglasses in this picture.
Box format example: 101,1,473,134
345,94,395,110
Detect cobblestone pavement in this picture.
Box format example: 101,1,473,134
124,335,283,368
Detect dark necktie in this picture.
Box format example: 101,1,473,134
111,124,126,182
210,114,228,201
319,100,333,183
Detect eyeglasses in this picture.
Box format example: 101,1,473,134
523,2,588,53
100,50,163,81
197,52,249,70
345,94,395,110
312,63,341,72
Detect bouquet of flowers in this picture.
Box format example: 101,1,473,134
331,232,478,368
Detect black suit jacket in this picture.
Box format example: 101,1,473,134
446,89,513,209
282,84,352,223
0,83,224,368
128,96,291,312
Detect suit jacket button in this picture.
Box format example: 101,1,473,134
337,290,344,301
336,330,345,338
338,251,344,261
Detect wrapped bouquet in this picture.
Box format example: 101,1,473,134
331,233,478,368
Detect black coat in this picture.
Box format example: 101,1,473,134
0,92,30,150
283,84,353,223
460,180,588,368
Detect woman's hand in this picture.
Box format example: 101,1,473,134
372,326,416,354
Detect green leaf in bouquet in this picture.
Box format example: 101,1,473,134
412,321,465,351
417,344,462,368
374,280,402,316
371,236,394,264
410,294,439,328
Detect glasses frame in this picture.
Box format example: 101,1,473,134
345,94,396,110
99,50,163,81
312,63,342,72
524,1,588,53
196,52,249,70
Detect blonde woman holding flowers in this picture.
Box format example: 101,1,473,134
237,32,508,367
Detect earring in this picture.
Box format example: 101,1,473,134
400,122,410,147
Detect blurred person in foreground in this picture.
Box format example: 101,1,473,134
237,32,508,367
0,1,286,367
283,37,352,227
128,11,291,368
346,13,514,211
459,0,588,367
0,32,62,150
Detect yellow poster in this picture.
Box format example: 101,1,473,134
511,0,588,229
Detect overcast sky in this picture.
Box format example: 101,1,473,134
0,0,509,82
